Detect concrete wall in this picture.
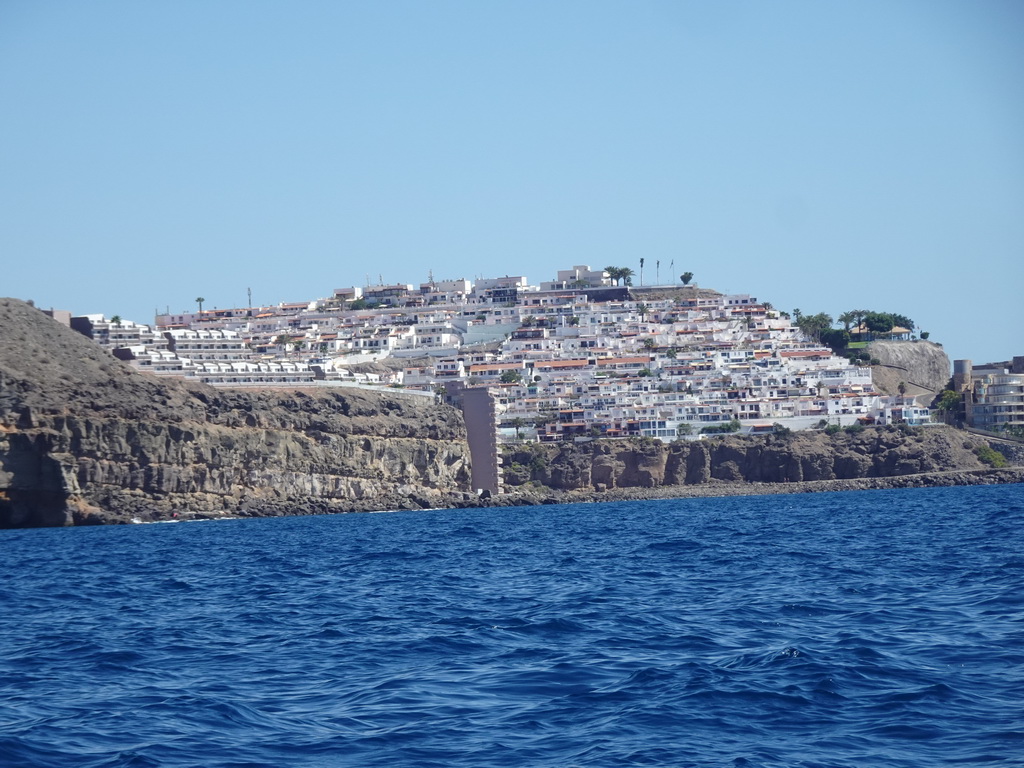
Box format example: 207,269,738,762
459,387,502,495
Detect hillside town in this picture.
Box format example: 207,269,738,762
67,265,950,445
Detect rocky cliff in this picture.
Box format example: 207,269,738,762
867,340,950,397
503,426,1014,492
0,299,472,527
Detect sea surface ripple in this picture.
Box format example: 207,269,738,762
2,484,1022,767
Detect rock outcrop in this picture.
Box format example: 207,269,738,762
0,299,472,527
503,427,1014,492
868,340,950,397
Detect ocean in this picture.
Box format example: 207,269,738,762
1,484,1022,768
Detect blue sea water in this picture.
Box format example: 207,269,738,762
1,485,1022,768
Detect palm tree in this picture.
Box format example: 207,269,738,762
510,417,526,440
851,309,869,336
838,311,857,332
110,315,122,327
637,302,650,320
620,268,635,286
605,266,623,285
639,257,645,286
195,297,205,315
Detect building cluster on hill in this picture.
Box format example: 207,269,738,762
71,265,935,443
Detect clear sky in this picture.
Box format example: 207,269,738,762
2,0,1021,364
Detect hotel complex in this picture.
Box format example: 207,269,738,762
72,266,936,443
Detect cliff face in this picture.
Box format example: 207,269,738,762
868,340,950,397
0,299,472,527
503,427,1005,491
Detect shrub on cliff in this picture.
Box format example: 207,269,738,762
975,445,1008,468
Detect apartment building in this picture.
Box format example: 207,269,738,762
955,357,1024,432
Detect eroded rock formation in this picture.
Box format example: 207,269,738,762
868,340,951,397
503,427,1009,491
0,299,472,526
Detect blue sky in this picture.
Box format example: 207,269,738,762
2,0,1021,364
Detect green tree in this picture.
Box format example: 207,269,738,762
920,331,930,340
796,312,833,343
935,389,961,424
863,312,894,335
500,369,523,384
890,313,915,331
605,266,624,285
639,257,645,286
195,297,205,314
637,302,650,320
620,267,635,286
110,315,122,326
820,327,850,352
851,309,869,334
680,271,693,285
510,417,526,440
642,337,655,349
838,311,857,332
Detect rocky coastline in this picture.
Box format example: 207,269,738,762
490,466,1024,508
0,298,473,527
1,297,1020,527
160,466,1024,522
